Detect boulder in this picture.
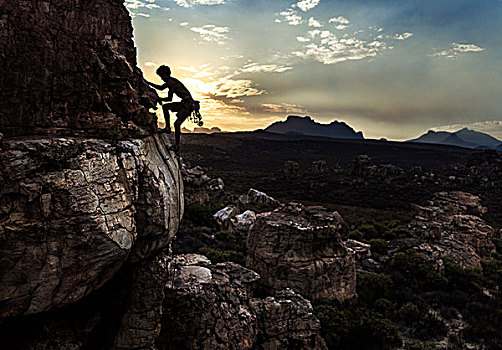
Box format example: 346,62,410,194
214,205,239,231
247,188,281,207
410,191,495,268
181,165,212,205
234,210,257,228
246,203,356,302
0,134,183,318
159,254,327,350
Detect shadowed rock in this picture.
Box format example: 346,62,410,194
0,0,158,137
0,134,183,318
246,203,356,302
159,254,327,350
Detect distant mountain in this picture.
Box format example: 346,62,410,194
408,128,502,149
265,116,364,139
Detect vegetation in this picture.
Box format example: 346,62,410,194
315,250,502,350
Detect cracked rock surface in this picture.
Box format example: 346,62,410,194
159,254,327,350
410,191,495,269
0,0,158,137
0,134,183,318
246,203,357,302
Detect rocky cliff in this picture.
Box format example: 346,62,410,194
0,0,157,137
0,135,182,318
0,0,185,348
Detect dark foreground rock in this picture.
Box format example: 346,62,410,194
246,203,356,302
0,0,158,138
0,134,182,318
159,254,327,350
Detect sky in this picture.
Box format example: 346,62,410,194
126,0,502,140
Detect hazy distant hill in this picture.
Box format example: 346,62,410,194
408,128,501,149
265,115,364,139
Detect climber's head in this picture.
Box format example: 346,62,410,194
156,65,171,82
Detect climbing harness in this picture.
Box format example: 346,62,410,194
188,101,203,126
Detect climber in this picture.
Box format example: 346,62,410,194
146,65,199,151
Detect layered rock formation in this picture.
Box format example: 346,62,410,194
0,134,182,318
0,0,185,348
0,0,157,137
160,254,327,350
409,191,495,269
246,203,356,302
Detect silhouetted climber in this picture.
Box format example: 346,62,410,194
147,65,200,151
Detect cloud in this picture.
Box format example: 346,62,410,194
297,36,311,42
210,78,265,98
328,16,350,25
125,0,160,10
190,25,229,45
293,0,320,12
432,120,502,139
238,63,293,74
261,103,308,115
308,17,323,28
279,9,303,26
394,32,413,40
452,42,484,53
144,61,158,67
430,42,484,59
174,0,225,7
293,29,388,64
180,22,189,26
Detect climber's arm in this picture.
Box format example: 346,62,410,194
147,81,168,90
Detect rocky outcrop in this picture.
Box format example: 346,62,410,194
159,254,327,350
0,0,185,348
0,134,183,318
246,203,356,302
0,0,158,138
410,191,495,268
182,164,225,206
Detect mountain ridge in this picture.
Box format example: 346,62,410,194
408,128,501,149
265,115,364,140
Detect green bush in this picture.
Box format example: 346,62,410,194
369,239,388,254
357,272,393,305
203,249,238,264
399,302,420,325
214,230,236,243
314,305,402,350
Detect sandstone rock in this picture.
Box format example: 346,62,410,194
246,203,356,302
209,177,225,191
410,191,495,268
182,164,212,205
112,253,171,350
234,210,257,228
159,254,327,350
0,134,183,318
214,205,240,231
0,0,158,138
250,289,328,350
247,188,281,207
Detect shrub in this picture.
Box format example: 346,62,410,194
203,249,238,264
369,239,388,254
357,272,393,305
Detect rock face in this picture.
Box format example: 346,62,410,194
246,203,356,302
0,0,158,137
410,191,495,269
0,134,183,318
159,254,327,350
182,164,225,206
